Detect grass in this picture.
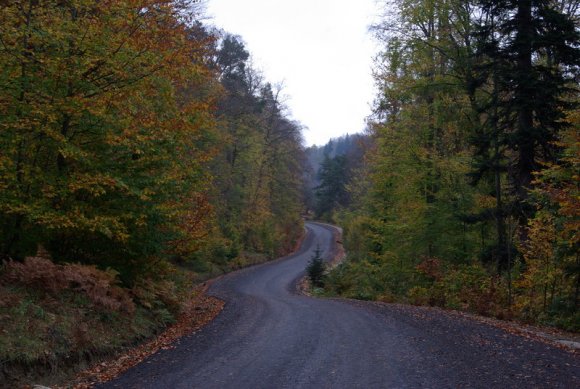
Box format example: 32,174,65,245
0,267,178,387
0,256,277,387
0,233,303,388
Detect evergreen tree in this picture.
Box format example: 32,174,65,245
314,155,350,219
306,246,326,287
475,0,580,220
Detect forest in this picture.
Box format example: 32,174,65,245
315,0,580,332
0,0,305,379
0,0,578,385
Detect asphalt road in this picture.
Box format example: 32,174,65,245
101,222,579,389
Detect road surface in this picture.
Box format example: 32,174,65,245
101,222,579,388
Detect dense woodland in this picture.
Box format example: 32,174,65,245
319,0,580,331
0,0,579,384
305,133,368,216
0,0,305,377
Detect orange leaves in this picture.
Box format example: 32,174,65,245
169,192,216,256
520,214,557,267
532,118,580,246
415,256,443,281
2,256,135,313
0,0,220,264
71,283,224,387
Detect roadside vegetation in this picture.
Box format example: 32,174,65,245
306,246,326,289
307,0,579,331
1,0,578,385
0,1,305,385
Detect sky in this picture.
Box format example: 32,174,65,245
204,0,380,146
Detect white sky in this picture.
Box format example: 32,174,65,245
204,0,380,146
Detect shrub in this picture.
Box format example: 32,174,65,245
407,286,430,305
1,256,134,313
436,263,507,316
306,247,326,287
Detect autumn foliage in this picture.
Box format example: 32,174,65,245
2,256,134,313
0,0,306,384
0,0,304,282
322,0,579,331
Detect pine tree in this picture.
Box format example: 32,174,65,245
475,0,580,220
306,246,326,287
314,155,350,219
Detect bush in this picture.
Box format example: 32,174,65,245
2,256,134,313
407,286,430,305
0,255,186,385
306,247,326,287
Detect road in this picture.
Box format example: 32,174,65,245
101,222,579,388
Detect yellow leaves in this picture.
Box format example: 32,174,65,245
474,194,496,210
139,188,156,202
67,173,122,197
514,212,566,316
531,112,580,247
32,207,130,242
168,192,216,256
522,213,557,262
135,214,148,227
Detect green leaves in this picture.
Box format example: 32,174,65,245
325,0,579,330
0,1,218,282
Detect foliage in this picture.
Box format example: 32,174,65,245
305,134,369,220
514,117,580,327
2,256,134,313
314,155,350,219
0,2,305,282
209,34,306,261
324,0,580,331
0,256,175,372
0,1,307,382
0,0,218,284
306,246,326,287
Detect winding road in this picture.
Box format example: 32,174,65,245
102,222,579,388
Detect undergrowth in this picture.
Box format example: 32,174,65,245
0,239,301,387
323,257,580,332
0,257,183,387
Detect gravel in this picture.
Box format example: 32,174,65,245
100,222,579,389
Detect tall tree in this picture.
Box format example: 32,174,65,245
475,0,580,219
314,154,350,218
209,33,306,259
0,0,217,281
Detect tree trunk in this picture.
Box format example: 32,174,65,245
515,0,535,213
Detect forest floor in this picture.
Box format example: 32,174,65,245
29,231,308,389
1,231,307,389
60,283,225,389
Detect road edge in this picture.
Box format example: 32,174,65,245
299,223,580,354
296,221,345,296
66,224,312,388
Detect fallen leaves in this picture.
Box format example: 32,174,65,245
63,283,224,388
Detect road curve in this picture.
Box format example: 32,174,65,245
101,222,579,389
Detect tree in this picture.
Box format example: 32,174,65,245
208,33,306,261
314,154,350,219
323,0,580,330
306,246,326,287
0,0,218,282
475,0,580,220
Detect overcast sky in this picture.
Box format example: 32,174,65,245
205,0,380,146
